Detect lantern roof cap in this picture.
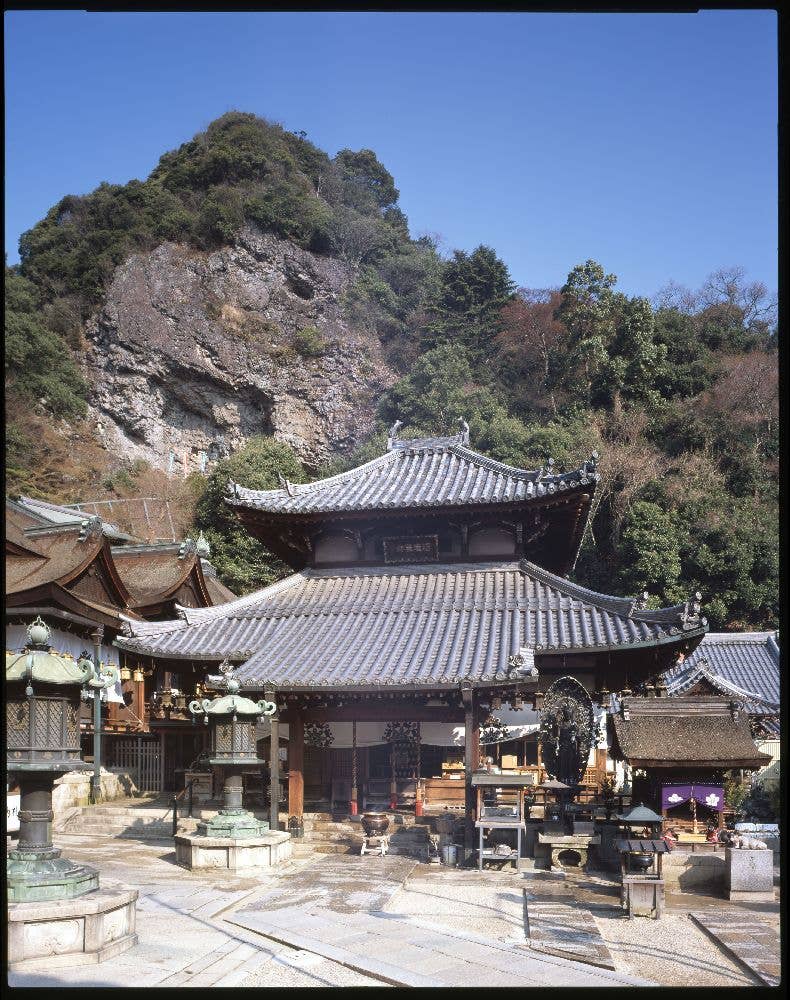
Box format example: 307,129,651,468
201,693,269,716
6,648,92,686
617,802,664,824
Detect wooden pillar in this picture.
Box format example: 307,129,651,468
288,708,304,836
266,688,279,831
463,686,479,851
350,720,358,815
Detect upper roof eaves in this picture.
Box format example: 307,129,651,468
226,437,601,516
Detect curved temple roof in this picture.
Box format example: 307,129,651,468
116,559,706,690
226,434,601,516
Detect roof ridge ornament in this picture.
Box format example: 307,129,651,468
458,417,470,447
538,457,555,480
195,530,211,559
387,419,403,451
584,451,600,478
681,591,703,627
277,471,295,496
78,515,103,542
178,538,197,559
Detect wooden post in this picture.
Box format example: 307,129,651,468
463,686,479,852
288,709,304,836
350,720,358,815
266,689,279,831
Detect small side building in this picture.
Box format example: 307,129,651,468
608,694,770,831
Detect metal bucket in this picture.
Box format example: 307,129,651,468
441,844,458,867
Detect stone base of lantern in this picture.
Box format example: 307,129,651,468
6,849,100,903
174,830,291,871
7,887,138,972
197,808,269,839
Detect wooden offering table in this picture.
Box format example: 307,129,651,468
472,773,535,870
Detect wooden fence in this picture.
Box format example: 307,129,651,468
109,736,162,791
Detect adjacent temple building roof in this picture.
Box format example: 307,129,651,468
608,695,771,769
5,497,234,630
663,631,780,736
226,431,602,575
117,559,707,690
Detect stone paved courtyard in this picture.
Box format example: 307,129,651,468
6,832,780,988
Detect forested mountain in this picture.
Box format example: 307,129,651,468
5,112,778,630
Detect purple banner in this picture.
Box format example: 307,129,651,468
662,784,724,812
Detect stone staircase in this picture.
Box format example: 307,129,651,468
56,796,272,841
292,812,436,860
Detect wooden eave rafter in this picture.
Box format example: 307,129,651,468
4,582,128,630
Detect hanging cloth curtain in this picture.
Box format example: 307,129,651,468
662,784,725,812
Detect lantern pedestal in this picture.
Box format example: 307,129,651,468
175,830,292,871
7,887,138,972
176,762,291,870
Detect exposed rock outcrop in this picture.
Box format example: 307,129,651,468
83,226,395,473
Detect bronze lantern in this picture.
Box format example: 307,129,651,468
6,618,117,902
189,659,275,838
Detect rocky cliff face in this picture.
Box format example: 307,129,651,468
83,226,395,473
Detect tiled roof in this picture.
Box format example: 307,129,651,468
663,632,780,718
609,696,770,767
116,560,706,688
226,438,600,515
11,496,133,541
201,561,237,604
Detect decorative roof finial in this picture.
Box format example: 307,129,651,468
539,457,555,480
178,538,197,559
27,616,51,650
195,531,211,558
458,417,470,446
682,591,703,625
78,515,102,542
387,419,403,451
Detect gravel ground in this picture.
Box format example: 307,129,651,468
238,949,388,987
592,911,761,986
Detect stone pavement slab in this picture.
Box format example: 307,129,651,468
690,911,781,987
526,895,616,969
229,854,651,987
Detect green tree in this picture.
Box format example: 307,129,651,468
192,436,306,594
614,500,682,601
423,246,515,359
4,268,87,419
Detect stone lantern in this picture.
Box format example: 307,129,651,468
174,660,292,871
6,618,138,971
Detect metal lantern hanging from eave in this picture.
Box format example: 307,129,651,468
6,617,119,902
188,659,276,838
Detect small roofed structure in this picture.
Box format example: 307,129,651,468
608,694,770,831
5,497,236,765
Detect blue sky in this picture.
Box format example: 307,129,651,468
4,10,777,297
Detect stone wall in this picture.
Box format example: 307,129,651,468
662,849,725,891
52,769,138,820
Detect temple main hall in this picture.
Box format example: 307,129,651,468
117,427,710,835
